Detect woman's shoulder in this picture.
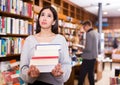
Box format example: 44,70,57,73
56,34,66,40
25,35,35,41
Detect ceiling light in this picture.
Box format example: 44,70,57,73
103,12,108,15
106,3,110,6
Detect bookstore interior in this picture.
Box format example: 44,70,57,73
0,0,120,85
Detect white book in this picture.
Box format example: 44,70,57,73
6,17,11,34
19,0,23,15
15,19,19,34
36,44,60,50
12,18,16,34
24,20,28,34
30,59,58,66
34,49,59,56
16,0,20,14
20,19,24,34
30,44,61,72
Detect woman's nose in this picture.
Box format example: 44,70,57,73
43,16,47,21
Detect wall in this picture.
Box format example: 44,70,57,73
103,17,120,31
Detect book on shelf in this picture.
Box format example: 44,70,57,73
0,72,6,85
110,77,120,85
0,0,33,18
0,16,33,35
0,37,25,57
2,71,20,85
30,44,61,72
0,59,25,85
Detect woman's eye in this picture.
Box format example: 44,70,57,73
48,14,51,17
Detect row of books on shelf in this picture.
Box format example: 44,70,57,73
33,13,38,34
0,16,33,35
0,59,25,85
104,37,113,41
0,37,25,57
0,0,33,18
110,77,120,85
64,28,75,35
104,32,120,38
58,20,77,28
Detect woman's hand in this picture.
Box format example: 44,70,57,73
28,65,40,78
51,63,64,77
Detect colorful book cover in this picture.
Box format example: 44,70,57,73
2,71,20,85
0,72,5,85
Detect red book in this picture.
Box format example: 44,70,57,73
2,71,20,85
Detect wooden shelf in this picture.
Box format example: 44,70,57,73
43,0,51,7
0,11,33,21
23,0,33,3
0,54,20,61
70,5,75,12
63,9,69,16
76,14,81,20
76,8,80,13
63,1,69,9
44,0,51,3
54,0,61,6
70,12,75,18
34,0,39,6
0,34,28,37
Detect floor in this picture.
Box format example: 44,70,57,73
74,62,120,85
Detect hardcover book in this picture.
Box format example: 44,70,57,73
30,44,61,72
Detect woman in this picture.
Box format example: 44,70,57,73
20,6,71,85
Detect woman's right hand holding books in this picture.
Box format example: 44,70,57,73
28,65,40,78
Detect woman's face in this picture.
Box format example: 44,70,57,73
39,9,55,29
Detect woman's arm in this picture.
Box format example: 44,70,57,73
53,36,72,83
20,36,38,83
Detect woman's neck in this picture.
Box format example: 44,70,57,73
35,30,56,43
38,29,55,37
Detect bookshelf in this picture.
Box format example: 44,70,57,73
104,31,120,49
0,0,34,84
0,0,34,60
0,54,20,62
0,0,98,64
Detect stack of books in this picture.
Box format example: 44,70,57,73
30,44,61,72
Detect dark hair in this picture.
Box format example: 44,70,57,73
82,20,92,27
36,6,58,34
73,31,76,36
113,38,118,49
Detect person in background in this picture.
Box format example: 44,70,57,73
112,37,118,49
20,6,71,85
71,31,80,54
78,20,98,85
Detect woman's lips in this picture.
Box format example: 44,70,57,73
41,22,47,25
